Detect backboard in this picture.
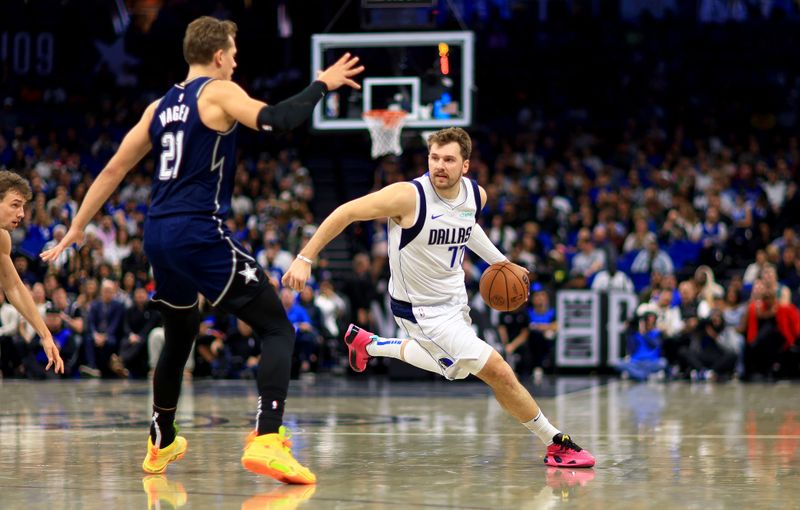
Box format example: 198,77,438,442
311,31,474,131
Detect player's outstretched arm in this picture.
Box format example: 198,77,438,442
41,102,156,263
0,231,63,373
282,182,416,291
211,53,363,132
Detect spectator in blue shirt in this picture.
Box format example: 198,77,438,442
527,284,557,379
614,308,667,381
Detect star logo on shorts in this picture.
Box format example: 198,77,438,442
238,263,258,285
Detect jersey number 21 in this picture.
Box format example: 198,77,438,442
158,130,184,181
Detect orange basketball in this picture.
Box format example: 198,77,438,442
479,262,530,312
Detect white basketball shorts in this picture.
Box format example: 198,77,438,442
394,302,494,380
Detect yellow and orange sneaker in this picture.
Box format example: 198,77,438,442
241,426,316,485
142,475,188,509
240,486,316,510
142,433,188,474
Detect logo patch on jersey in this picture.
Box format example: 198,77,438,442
238,263,259,284
431,213,445,220
178,93,184,103
459,211,473,218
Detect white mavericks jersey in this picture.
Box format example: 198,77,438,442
388,174,482,309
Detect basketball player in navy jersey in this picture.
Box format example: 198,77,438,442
0,171,64,375
42,16,363,484
282,127,595,468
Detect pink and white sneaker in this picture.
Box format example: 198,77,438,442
343,324,374,372
543,433,596,468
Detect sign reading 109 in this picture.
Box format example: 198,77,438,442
1,31,54,76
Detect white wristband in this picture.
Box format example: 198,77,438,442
296,254,313,264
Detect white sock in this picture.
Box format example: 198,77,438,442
523,410,561,446
366,336,404,358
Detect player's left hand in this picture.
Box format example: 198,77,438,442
40,335,65,374
282,258,312,292
508,262,531,300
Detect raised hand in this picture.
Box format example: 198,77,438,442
316,53,364,91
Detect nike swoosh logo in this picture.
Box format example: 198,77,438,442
431,214,444,220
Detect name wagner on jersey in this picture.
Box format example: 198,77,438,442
158,104,190,127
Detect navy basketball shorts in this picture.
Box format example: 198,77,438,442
144,215,269,310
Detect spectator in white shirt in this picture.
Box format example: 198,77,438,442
315,280,346,339
631,239,674,275
591,248,634,292
743,250,770,285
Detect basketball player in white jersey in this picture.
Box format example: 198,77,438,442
282,127,595,468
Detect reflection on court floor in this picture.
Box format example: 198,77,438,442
1,377,798,509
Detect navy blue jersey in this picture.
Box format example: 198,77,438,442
147,77,238,219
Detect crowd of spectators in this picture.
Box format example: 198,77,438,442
2,2,800,382
3,114,800,383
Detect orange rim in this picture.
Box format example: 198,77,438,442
363,109,407,128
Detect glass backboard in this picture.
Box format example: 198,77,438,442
311,31,474,131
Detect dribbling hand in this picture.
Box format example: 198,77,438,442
40,227,85,263
282,258,312,292
508,262,531,301
316,53,365,91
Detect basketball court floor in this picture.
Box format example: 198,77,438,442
1,376,798,509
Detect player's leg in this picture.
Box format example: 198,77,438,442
350,309,596,467
224,284,294,435
472,350,595,468
150,301,200,436
344,296,452,373
344,322,444,374
212,244,315,484
226,286,316,484
142,299,198,473
141,221,197,473
183,226,295,437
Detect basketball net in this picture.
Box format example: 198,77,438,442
363,109,407,159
